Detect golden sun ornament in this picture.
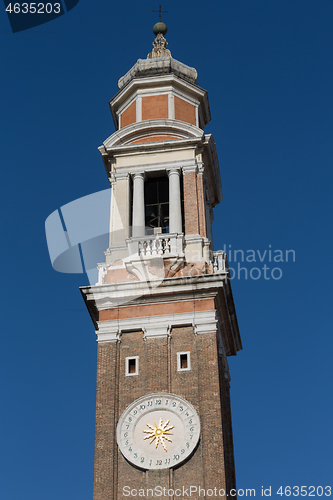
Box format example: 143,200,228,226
143,417,174,451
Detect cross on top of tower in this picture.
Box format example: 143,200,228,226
151,5,168,38
152,5,168,22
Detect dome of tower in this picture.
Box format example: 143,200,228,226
153,21,167,36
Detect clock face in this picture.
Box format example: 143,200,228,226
116,393,200,470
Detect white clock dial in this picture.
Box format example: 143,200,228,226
116,393,200,470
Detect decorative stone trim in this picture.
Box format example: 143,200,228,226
110,171,130,183
193,310,217,335
143,324,171,339
147,33,171,59
95,309,217,343
95,324,121,343
182,164,198,175
114,158,198,178
103,119,204,149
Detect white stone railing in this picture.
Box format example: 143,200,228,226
95,234,184,285
212,250,227,273
97,243,226,285
127,233,184,258
139,236,170,256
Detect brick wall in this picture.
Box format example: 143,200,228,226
174,96,196,126
93,318,237,500
94,342,119,500
142,95,168,121
183,171,200,235
121,101,136,128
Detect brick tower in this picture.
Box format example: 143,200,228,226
81,20,242,500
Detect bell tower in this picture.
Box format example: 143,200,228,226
81,20,242,500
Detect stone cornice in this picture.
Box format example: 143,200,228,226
106,158,199,179
80,273,242,356
95,309,217,343
81,273,227,312
102,119,204,150
118,57,198,90
108,138,201,157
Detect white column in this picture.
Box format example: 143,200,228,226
168,169,182,234
132,172,145,237
136,97,142,122
168,93,175,119
109,172,130,244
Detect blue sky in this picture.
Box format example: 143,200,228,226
1,1,332,499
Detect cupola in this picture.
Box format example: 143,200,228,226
97,22,223,284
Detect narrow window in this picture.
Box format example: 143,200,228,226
125,356,139,376
129,359,136,373
144,176,169,234
180,354,188,369
177,351,191,372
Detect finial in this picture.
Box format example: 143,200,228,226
152,6,168,36
153,22,167,36
148,5,170,59
152,5,168,23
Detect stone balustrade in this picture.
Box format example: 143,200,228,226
128,233,184,258
139,236,170,256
